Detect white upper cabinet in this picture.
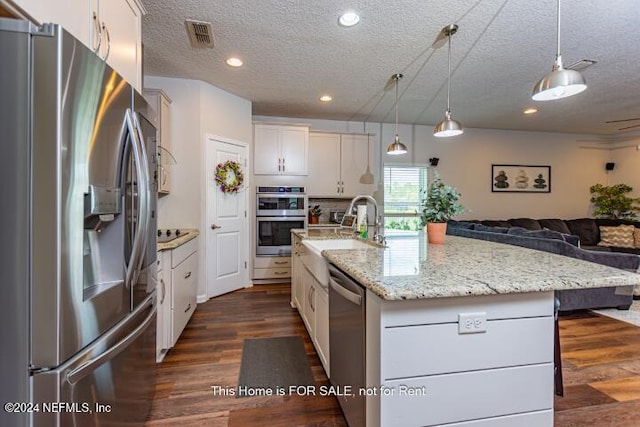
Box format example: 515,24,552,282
144,89,172,194
91,0,144,90
254,124,309,175
307,132,375,197
340,133,375,197
307,132,341,197
14,0,144,91
14,0,91,44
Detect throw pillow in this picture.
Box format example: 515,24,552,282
538,218,572,235
566,218,600,246
474,224,509,234
508,218,542,230
635,228,640,248
598,225,635,248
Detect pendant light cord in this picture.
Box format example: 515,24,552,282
556,0,561,57
395,76,399,137
446,32,452,112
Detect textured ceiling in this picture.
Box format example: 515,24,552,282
142,0,640,136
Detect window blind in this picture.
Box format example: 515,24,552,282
383,165,427,215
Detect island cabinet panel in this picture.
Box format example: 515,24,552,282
378,290,553,327
366,290,556,426
381,364,553,427
435,410,553,427
382,316,553,379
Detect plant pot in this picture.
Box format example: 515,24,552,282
426,222,447,244
309,215,320,225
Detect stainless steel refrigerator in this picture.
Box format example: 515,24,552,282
0,18,158,427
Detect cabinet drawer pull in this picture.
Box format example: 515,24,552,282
184,303,191,313
273,271,287,275
274,261,288,265
185,271,192,279
160,278,166,304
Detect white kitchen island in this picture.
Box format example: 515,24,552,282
295,229,640,427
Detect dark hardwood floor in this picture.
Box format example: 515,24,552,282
146,284,640,427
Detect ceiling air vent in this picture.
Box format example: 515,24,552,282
185,19,214,48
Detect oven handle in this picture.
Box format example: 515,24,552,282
256,216,306,221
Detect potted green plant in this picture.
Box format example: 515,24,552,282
308,205,322,224
590,183,640,219
420,173,465,244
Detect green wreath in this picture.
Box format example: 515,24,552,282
215,160,244,194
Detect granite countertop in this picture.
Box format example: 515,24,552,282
293,227,359,240
315,233,640,301
157,229,199,251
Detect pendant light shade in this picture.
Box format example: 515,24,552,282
434,24,463,138
531,0,586,101
387,73,407,155
434,110,463,137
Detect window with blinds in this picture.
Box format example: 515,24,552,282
383,165,428,232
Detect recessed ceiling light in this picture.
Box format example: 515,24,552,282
523,107,538,115
226,57,243,67
338,12,360,27
320,95,333,102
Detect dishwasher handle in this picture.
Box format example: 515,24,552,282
330,277,362,306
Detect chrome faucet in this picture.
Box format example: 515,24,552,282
346,195,385,244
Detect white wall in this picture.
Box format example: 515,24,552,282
253,115,611,220
609,144,640,198
145,76,252,299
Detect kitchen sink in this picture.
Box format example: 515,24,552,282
300,239,371,287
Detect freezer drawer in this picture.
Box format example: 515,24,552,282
32,295,157,427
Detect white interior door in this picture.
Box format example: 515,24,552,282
206,137,249,298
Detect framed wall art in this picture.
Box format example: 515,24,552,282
491,164,551,193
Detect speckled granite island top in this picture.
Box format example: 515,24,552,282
295,230,640,301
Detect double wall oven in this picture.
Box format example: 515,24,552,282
256,186,307,256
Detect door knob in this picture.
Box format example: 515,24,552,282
211,224,222,230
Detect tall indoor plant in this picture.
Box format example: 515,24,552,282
420,173,465,244
589,183,640,219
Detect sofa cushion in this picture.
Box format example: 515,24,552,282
538,218,572,235
636,228,640,248
507,228,566,242
508,218,542,230
474,224,509,233
566,218,600,246
481,220,512,228
598,225,635,248
447,220,476,229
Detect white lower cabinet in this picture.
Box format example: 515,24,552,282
291,233,330,375
367,290,555,426
157,237,198,362
253,256,291,280
156,251,169,362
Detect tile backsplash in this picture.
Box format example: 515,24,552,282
308,198,366,224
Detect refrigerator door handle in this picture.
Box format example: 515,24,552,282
132,111,152,250
124,109,150,289
66,297,155,385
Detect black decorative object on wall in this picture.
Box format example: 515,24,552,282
606,162,615,171
491,164,551,193
429,157,440,166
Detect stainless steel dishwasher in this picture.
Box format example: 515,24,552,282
329,264,366,427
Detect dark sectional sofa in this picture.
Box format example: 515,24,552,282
447,218,640,311
474,217,640,255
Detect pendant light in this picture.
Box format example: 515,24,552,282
434,24,463,137
531,0,586,101
359,122,375,184
387,73,408,155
